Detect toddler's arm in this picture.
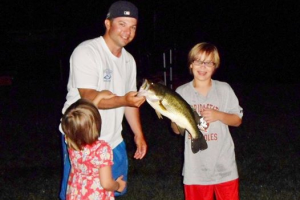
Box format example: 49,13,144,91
99,166,126,192
92,90,116,107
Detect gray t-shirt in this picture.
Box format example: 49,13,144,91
176,80,243,185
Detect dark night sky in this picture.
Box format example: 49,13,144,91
1,0,299,83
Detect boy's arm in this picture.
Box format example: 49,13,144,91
216,111,242,127
171,122,180,134
201,109,242,127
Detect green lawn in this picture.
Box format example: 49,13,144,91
0,81,299,200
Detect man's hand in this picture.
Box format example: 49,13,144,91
133,134,147,159
124,91,146,107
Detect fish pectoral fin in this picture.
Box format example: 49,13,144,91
155,110,163,119
158,100,167,111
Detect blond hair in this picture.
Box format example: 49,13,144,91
188,42,220,73
61,99,101,151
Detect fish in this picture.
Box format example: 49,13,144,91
138,79,208,153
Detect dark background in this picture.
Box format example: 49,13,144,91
1,1,300,199
1,0,299,84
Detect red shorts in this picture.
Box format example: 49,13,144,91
184,179,239,200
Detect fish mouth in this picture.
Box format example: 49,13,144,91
142,79,150,90
140,79,150,90
137,79,150,97
137,90,146,97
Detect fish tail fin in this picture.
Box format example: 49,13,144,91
191,136,208,153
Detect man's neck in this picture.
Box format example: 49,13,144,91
103,35,122,57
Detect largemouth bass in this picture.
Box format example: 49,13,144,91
138,79,208,153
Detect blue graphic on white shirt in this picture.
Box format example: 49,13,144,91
103,68,113,82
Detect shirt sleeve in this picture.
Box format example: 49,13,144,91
226,84,243,119
126,54,137,92
96,141,114,168
70,45,99,90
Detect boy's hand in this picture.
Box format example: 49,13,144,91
200,108,220,124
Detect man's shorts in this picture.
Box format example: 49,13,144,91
112,141,128,196
59,134,70,200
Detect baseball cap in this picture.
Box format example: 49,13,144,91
106,1,138,20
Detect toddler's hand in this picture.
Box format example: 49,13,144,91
116,175,126,193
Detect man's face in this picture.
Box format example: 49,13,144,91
105,17,137,47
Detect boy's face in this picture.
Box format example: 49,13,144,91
105,17,137,48
190,53,216,81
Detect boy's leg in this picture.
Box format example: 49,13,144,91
112,141,128,196
59,134,71,200
214,179,239,200
184,184,214,200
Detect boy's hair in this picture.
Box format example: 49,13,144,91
188,42,220,73
61,99,101,151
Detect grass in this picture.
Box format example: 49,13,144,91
0,80,299,199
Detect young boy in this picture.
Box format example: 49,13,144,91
171,42,243,200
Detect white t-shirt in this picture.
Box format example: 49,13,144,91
176,80,243,185
60,36,137,149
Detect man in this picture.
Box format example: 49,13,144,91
59,1,147,199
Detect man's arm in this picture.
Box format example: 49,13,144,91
124,106,147,159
